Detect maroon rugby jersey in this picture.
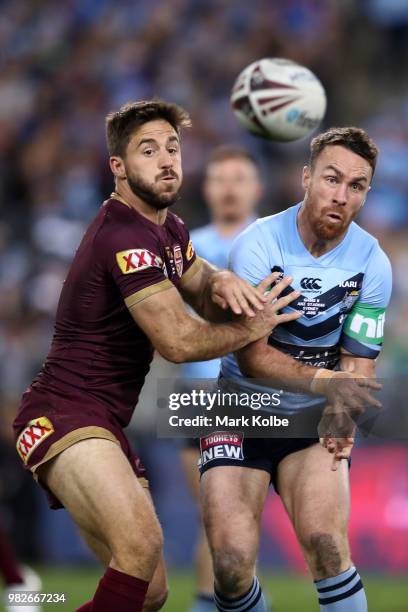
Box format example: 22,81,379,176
30,196,199,426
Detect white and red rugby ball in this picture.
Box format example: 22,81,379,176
231,58,327,142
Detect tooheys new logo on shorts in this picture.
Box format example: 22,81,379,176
116,249,163,274
200,432,244,466
344,305,386,344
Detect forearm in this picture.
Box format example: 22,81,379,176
237,343,319,393
188,260,229,322
340,351,377,377
156,313,254,363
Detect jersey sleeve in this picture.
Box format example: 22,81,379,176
96,225,172,308
228,222,271,285
176,217,202,286
341,245,392,358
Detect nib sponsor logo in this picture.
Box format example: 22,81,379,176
16,416,54,464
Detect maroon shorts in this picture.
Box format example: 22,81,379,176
13,386,148,509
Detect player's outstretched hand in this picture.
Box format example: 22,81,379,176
210,270,267,317
210,270,294,318
320,436,355,471
242,275,302,342
317,371,382,415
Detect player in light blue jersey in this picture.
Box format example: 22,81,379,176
180,146,262,612
199,128,391,612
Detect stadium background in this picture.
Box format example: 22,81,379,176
0,1,407,610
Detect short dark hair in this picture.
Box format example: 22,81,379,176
310,127,379,177
206,144,259,168
105,99,192,157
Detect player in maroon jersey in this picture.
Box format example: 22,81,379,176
13,100,301,612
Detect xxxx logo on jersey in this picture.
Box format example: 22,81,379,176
116,249,163,274
16,416,54,464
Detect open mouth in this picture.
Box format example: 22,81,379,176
326,212,343,222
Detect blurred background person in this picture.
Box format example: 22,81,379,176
179,145,263,612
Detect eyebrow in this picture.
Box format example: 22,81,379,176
324,164,368,183
137,135,180,148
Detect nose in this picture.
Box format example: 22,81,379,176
158,149,173,169
333,182,347,205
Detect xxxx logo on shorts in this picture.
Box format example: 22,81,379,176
116,249,163,274
16,417,54,464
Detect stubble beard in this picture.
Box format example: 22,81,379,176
305,192,355,241
126,170,181,211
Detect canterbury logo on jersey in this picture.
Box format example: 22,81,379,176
300,277,322,291
116,249,163,274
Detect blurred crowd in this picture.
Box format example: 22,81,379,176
0,0,408,563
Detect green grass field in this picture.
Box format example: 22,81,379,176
2,567,407,611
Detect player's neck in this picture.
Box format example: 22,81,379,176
214,217,251,238
112,186,167,225
297,208,346,257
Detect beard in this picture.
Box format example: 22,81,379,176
126,167,181,211
305,198,357,241
313,208,348,240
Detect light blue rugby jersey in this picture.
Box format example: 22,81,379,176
221,202,392,413
182,223,252,378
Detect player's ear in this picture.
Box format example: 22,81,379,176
360,185,371,208
256,179,264,201
302,165,311,191
109,156,127,180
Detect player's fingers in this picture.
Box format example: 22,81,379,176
272,290,301,311
265,276,294,302
357,378,382,391
212,294,228,310
239,283,265,312
275,310,303,324
355,388,382,410
331,455,339,472
331,454,340,471
233,289,255,318
327,442,337,454
222,292,242,315
257,272,281,296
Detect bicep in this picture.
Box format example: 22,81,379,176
180,257,228,320
341,246,392,360
179,256,208,305
128,285,196,361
